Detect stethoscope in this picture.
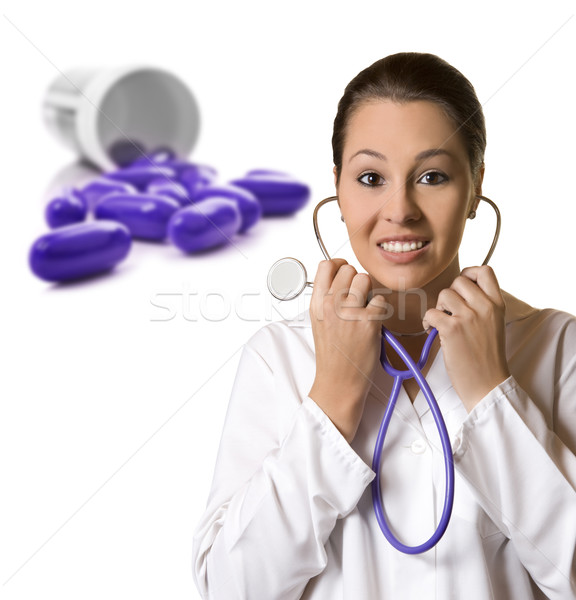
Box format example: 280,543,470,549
267,194,501,554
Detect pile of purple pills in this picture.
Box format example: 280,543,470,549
29,150,310,283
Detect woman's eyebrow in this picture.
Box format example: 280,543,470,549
415,148,451,161
348,148,387,162
348,147,452,163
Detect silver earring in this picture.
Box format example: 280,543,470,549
341,215,345,222
468,210,477,220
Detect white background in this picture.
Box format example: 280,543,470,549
1,1,575,598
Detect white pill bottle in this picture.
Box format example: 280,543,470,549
43,66,200,171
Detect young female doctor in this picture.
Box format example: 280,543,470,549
192,53,576,599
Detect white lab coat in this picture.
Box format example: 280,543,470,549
192,291,576,599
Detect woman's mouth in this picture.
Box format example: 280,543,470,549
378,240,430,253
376,239,431,263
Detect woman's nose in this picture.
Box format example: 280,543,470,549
378,186,421,225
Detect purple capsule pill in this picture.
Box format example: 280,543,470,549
177,163,218,196
94,193,180,241
107,138,148,167
129,147,177,167
147,180,191,206
29,220,132,283
175,162,217,180
81,178,137,208
245,169,290,177
193,185,262,233
106,165,177,191
45,188,88,228
230,174,310,215
168,198,242,253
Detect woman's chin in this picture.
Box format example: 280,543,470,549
366,256,460,296
368,271,433,295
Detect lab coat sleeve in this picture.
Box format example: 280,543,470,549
192,332,375,600
453,354,576,598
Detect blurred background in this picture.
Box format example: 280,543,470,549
1,1,574,598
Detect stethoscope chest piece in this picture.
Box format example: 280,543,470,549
267,257,312,301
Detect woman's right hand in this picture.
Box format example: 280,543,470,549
308,259,389,443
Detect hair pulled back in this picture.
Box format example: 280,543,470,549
332,52,486,183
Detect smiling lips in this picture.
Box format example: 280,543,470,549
378,240,430,253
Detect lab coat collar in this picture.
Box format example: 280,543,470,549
501,289,539,324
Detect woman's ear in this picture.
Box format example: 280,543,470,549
469,163,485,214
333,166,341,210
475,163,485,198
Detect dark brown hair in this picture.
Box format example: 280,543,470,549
332,52,486,183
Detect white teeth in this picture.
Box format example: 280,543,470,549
380,240,425,253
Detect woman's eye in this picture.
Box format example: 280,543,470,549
418,171,448,185
358,172,384,186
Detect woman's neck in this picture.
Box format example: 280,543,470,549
373,259,461,335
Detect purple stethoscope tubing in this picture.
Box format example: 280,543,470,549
371,326,455,554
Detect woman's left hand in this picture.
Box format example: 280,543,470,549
422,265,510,412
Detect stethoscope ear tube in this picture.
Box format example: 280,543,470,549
477,195,501,266
312,195,339,261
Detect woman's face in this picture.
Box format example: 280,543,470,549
336,99,482,294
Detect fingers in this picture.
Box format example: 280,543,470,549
460,265,504,306
422,307,450,333
423,265,504,331
333,268,372,308
313,259,349,296
311,259,348,315
311,259,388,321
313,259,371,306
365,292,390,322
435,287,465,317
439,266,504,313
